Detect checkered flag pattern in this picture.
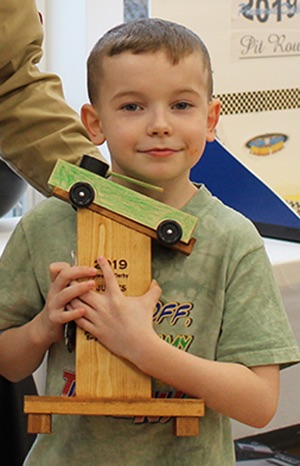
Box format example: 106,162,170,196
287,200,300,217
215,88,300,115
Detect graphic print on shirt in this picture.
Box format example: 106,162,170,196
133,299,194,425
61,299,195,424
62,369,76,397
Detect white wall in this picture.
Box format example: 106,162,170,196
41,0,123,113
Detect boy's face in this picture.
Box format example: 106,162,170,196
82,50,220,192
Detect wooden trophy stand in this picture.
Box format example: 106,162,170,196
24,160,204,437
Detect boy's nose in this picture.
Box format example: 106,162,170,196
146,110,173,137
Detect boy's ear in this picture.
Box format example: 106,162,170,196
81,103,106,145
206,98,221,142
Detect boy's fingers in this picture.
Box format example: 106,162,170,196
49,262,70,282
96,256,121,293
49,262,97,287
61,280,95,305
97,256,161,304
146,279,162,303
61,307,86,324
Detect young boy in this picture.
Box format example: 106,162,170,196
0,19,299,465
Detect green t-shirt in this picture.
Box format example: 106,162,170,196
0,186,299,466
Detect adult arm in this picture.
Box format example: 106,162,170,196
0,0,108,196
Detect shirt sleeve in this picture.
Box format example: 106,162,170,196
0,0,108,196
217,239,300,369
0,219,45,330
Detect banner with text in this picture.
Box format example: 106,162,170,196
231,0,300,59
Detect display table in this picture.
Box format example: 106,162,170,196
0,217,300,440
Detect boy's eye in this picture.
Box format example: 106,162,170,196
172,101,191,110
122,103,141,112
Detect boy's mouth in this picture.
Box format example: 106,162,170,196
140,148,179,157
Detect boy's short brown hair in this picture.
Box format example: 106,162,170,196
87,18,213,104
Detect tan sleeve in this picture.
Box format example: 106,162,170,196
0,0,108,196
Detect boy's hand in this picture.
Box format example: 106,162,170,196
40,262,97,346
69,256,162,362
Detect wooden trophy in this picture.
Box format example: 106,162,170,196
24,158,204,437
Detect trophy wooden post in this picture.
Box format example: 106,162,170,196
25,160,204,437
75,207,152,400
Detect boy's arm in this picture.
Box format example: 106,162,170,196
0,262,98,382
0,316,54,382
133,336,280,428
0,0,108,196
